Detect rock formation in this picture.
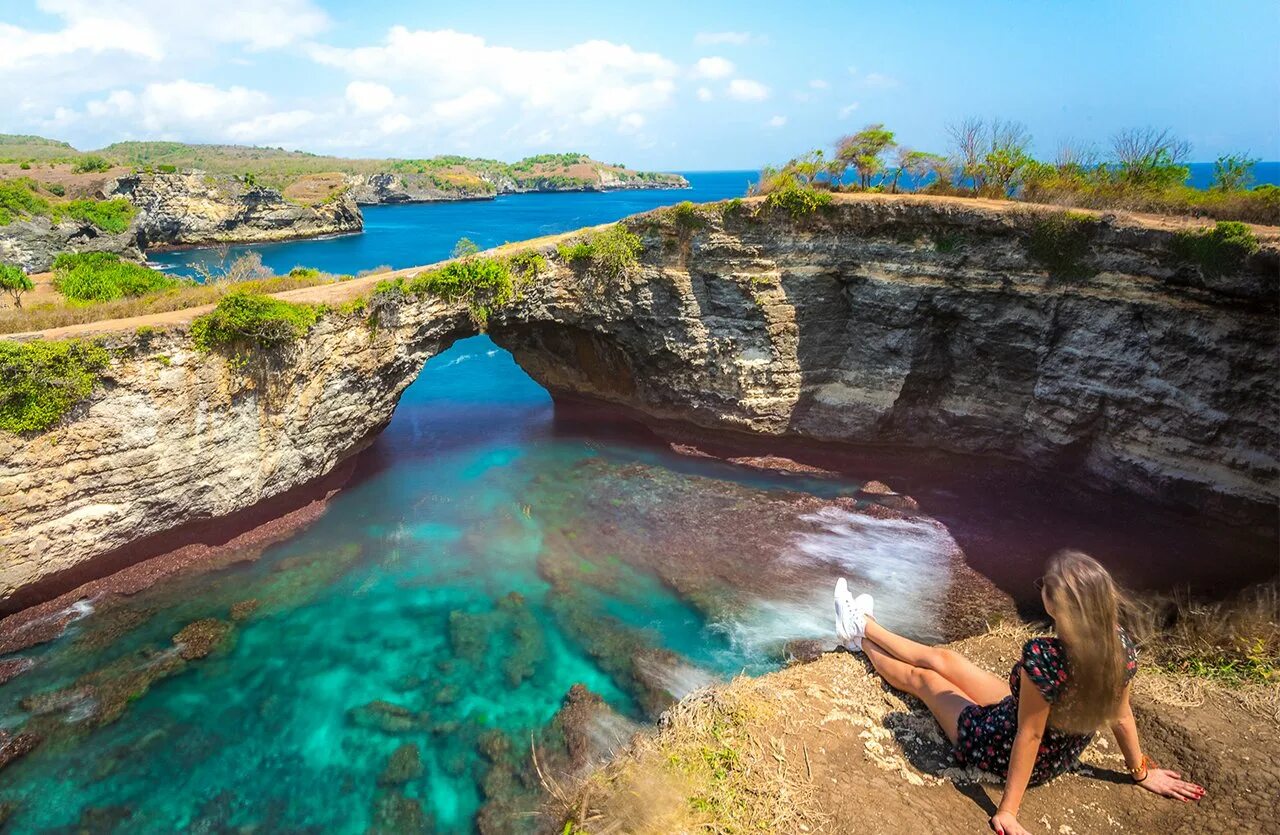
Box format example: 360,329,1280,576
109,171,363,248
1,195,1275,610
0,216,143,273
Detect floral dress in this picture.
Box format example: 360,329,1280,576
953,630,1138,784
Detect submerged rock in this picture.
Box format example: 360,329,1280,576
229,599,261,621
172,618,234,660
347,700,431,734
0,730,41,772
368,788,432,835
0,656,34,685
378,743,424,786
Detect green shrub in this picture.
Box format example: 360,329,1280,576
190,292,320,352
0,339,110,433
52,252,184,302
763,182,832,218
0,178,50,225
506,250,547,283
719,197,745,218
556,224,643,279
1025,211,1100,279
666,201,706,232
408,256,515,324
73,155,112,174
56,198,135,233
46,183,65,197
1,263,33,308
287,266,322,280
158,164,177,174
1171,221,1260,277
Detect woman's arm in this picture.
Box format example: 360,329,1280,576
1109,685,1205,802
990,669,1050,835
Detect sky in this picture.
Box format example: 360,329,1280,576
1,0,1277,170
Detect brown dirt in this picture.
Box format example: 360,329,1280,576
573,625,1278,834
281,172,347,206
0,162,131,198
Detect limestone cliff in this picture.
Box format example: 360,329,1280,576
1,195,1275,610
109,171,363,248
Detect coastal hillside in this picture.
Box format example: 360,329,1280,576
0,135,689,204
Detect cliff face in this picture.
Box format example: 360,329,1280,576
490,199,1279,527
0,216,143,273
0,295,472,608
110,171,363,248
1,196,1275,609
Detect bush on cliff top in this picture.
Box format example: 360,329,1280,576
557,224,643,279
1024,210,1100,279
762,181,832,218
0,339,110,433
53,252,185,303
190,292,320,352
1170,220,1260,277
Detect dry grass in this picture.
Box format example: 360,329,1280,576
567,679,827,834
0,273,336,335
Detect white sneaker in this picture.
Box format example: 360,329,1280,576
834,578,852,644
836,585,876,652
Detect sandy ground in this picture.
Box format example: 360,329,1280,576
578,625,1279,834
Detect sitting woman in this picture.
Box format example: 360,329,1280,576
834,550,1204,835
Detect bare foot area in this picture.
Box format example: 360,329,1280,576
570,624,1278,834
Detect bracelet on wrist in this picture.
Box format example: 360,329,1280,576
1128,753,1155,783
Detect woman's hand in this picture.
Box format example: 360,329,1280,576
1139,768,1205,802
990,810,1032,835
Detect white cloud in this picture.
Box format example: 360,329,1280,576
766,115,787,128
696,86,713,102
309,28,678,133
809,79,829,90
861,72,900,89
692,56,734,79
345,81,397,113
694,31,756,46
227,109,317,141
727,79,769,102
839,102,861,119
619,113,646,133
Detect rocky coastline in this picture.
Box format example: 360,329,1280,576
2,194,1276,613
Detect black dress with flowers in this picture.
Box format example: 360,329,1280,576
954,630,1138,784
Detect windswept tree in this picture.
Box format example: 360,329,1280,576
899,150,952,191
946,117,1032,195
1211,153,1258,191
0,263,34,309
789,149,829,187
1054,139,1101,174
946,116,986,190
1110,127,1191,188
838,124,896,189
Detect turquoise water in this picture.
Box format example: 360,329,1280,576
1,335,985,833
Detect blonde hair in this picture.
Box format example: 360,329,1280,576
1042,550,1128,733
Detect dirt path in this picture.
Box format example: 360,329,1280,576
575,625,1278,834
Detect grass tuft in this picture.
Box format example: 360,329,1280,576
52,252,185,302
556,224,643,279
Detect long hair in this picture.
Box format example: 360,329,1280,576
1042,550,1128,733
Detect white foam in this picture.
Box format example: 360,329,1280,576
715,506,959,653
12,595,99,635
635,655,718,701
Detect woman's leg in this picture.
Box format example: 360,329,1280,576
864,618,1009,707
863,638,972,745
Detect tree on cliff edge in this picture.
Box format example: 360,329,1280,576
0,263,33,309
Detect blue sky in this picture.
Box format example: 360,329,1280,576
2,0,1276,169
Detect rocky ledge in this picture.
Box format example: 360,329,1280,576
344,168,689,204
109,171,363,249
0,216,143,273
1,195,1276,609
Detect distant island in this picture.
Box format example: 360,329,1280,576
0,134,689,268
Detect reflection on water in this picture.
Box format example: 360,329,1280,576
0,337,989,833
